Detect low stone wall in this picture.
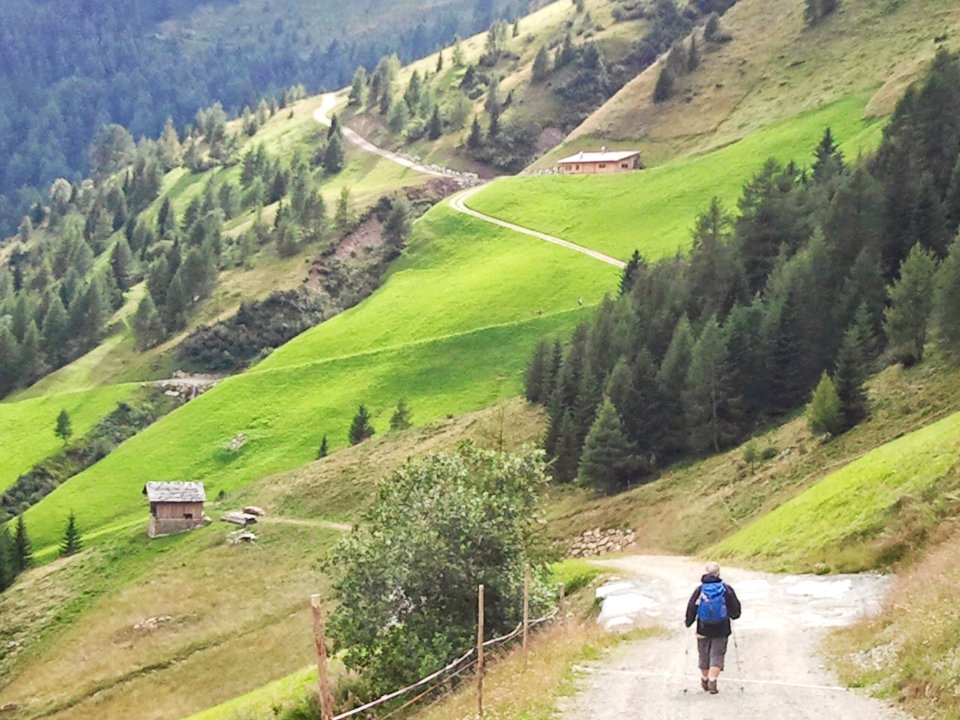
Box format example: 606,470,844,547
568,528,637,558
148,516,209,538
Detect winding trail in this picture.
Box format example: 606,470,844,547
312,94,626,269
562,555,908,720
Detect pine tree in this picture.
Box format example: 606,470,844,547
552,409,580,484
59,512,82,557
579,398,635,493
0,326,19,397
55,408,73,445
834,305,874,430
525,340,549,403
619,250,645,296
349,404,375,444
18,320,44,385
532,46,551,82
323,133,345,174
657,316,695,457
13,516,31,574
111,237,136,291
653,67,675,103
884,244,937,365
436,51,444,73
687,34,700,72
0,527,12,591
467,116,483,149
806,372,843,436
317,435,329,459
683,317,740,452
945,154,960,234
132,291,165,349
812,127,844,184
428,106,443,140
163,274,189,332
336,187,352,234
911,172,949,258
349,68,367,107
934,234,960,360
389,399,412,431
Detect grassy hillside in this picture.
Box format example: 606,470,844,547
468,95,883,260
554,0,960,166
0,384,137,493
21,206,616,555
0,401,543,720
713,410,960,572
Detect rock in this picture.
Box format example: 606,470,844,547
133,615,174,632
243,505,266,517
1,703,19,713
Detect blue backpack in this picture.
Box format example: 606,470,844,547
697,581,728,624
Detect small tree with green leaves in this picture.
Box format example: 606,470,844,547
59,512,83,557
349,404,375,445
806,372,843,436
55,409,73,445
389,399,412,431
317,435,329,459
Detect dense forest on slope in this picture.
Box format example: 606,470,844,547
0,0,518,235
527,49,960,491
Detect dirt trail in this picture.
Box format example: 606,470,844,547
312,94,625,269
560,555,909,720
257,516,352,532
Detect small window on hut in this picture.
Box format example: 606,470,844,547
575,164,581,170
184,512,194,520
621,163,629,169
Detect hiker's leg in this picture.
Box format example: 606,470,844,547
697,637,711,688
708,638,728,680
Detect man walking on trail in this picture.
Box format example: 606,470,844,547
685,561,742,694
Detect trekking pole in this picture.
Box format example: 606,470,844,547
731,628,745,694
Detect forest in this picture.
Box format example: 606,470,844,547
527,50,960,492
0,0,518,236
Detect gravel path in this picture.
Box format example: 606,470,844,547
560,555,910,720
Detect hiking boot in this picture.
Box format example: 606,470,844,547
707,679,719,695
700,678,710,692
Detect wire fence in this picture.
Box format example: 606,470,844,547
329,607,560,720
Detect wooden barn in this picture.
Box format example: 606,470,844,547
558,149,642,175
143,481,210,538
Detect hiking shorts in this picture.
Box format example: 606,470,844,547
697,636,729,670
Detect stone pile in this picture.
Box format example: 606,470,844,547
568,528,636,558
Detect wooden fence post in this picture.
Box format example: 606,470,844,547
522,564,530,654
311,594,335,720
477,584,485,719
559,582,566,628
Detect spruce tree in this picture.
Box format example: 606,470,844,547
911,172,949,258
428,106,443,140
884,243,937,365
323,133,345,174
467,116,483,149
55,408,73,445
619,250,645,296
18,320,44,385
349,404,375,445
525,340,549,403
317,435,329,459
812,127,844,185
0,326,19,397
806,372,843,436
656,316,695,456
653,67,675,103
934,234,960,360
834,305,874,430
532,46,551,82
349,67,367,107
552,409,580,484
579,398,634,493
687,34,700,72
59,512,82,557
0,527,12,591
111,237,136,291
683,317,740,453
336,187,352,234
13,516,31,574
133,291,165,349
40,295,68,368
389,399,412,431
945,154,960,234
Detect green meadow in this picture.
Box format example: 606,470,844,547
714,411,960,572
22,207,616,553
469,95,885,261
0,384,137,493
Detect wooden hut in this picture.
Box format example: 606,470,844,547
557,149,642,175
143,481,209,538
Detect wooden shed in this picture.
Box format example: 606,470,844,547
558,149,642,175
143,481,210,538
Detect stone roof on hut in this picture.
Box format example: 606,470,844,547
143,481,206,503
558,150,640,164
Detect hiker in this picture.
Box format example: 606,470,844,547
685,561,742,694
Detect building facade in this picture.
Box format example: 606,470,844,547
558,150,642,175
143,481,209,538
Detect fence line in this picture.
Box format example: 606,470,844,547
326,605,560,719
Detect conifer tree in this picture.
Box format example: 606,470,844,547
132,291,165,349
349,68,367,107
389,399,412,431
934,234,960,360
532,46,551,82
884,244,937,365
806,372,842,436
59,512,82,557
428,106,443,140
163,274,189,332
683,317,740,452
13,516,31,574
18,320,44,385
349,404,375,445
657,316,695,456
317,435,329,459
834,305,874,430
552,409,580,483
467,116,483,149
55,408,73,445
945,155,960,234
525,340,549,403
812,127,844,184
910,172,949,258
336,187,352,234
0,527,12,591
110,237,136,291
687,34,700,72
579,398,635,493
619,250,645,296
41,294,68,367
653,67,675,103
323,133,345,174
0,326,19,397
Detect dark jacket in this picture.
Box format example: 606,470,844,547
685,573,742,638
